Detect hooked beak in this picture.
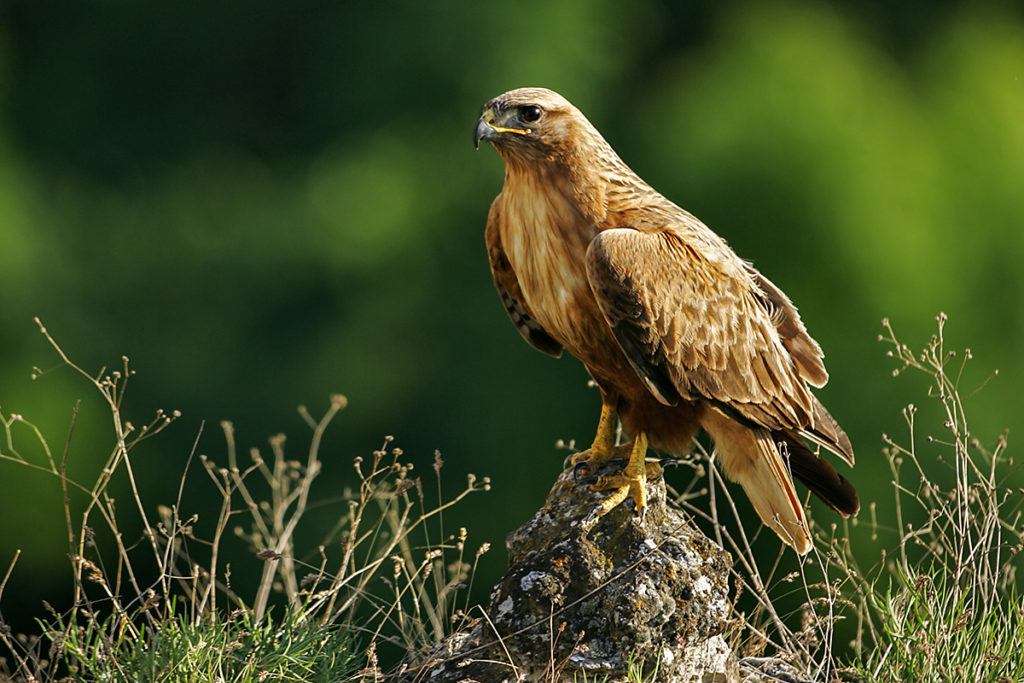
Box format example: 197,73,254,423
473,117,494,149
473,107,531,149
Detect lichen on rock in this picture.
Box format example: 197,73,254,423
402,460,800,682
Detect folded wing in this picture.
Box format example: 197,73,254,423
585,227,858,526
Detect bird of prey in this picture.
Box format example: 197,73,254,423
473,87,858,554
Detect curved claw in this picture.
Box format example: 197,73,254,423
572,461,591,481
577,475,599,487
645,458,677,482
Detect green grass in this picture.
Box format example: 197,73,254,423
2,314,1021,682
864,564,1024,681
45,603,357,682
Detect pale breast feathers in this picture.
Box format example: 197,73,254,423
485,200,563,357
488,167,600,351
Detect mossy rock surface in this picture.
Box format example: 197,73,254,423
404,462,757,682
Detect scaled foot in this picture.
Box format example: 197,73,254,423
582,433,658,525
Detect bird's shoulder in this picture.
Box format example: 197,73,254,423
600,187,749,283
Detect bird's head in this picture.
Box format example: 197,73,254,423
473,87,582,161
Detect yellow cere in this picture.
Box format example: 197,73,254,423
482,109,530,136
492,125,531,135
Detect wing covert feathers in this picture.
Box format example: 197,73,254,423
585,228,817,431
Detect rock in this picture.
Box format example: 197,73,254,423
401,461,808,682
738,657,819,682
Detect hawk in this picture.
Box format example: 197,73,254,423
474,87,858,554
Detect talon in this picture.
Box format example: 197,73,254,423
568,404,656,524
572,461,591,481
645,458,674,482
585,432,651,522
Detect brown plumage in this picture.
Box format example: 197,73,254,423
474,87,857,554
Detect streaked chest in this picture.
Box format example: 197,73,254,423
498,170,600,347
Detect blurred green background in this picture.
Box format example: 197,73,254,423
1,0,1022,643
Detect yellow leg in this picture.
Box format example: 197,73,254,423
569,400,630,471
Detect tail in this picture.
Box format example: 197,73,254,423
701,408,812,555
774,394,859,517
773,430,859,517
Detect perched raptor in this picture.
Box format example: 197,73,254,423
474,87,858,554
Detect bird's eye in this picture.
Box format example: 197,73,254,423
519,105,542,123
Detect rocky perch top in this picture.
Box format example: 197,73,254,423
401,461,815,683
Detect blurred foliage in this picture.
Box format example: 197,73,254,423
0,0,1021,646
